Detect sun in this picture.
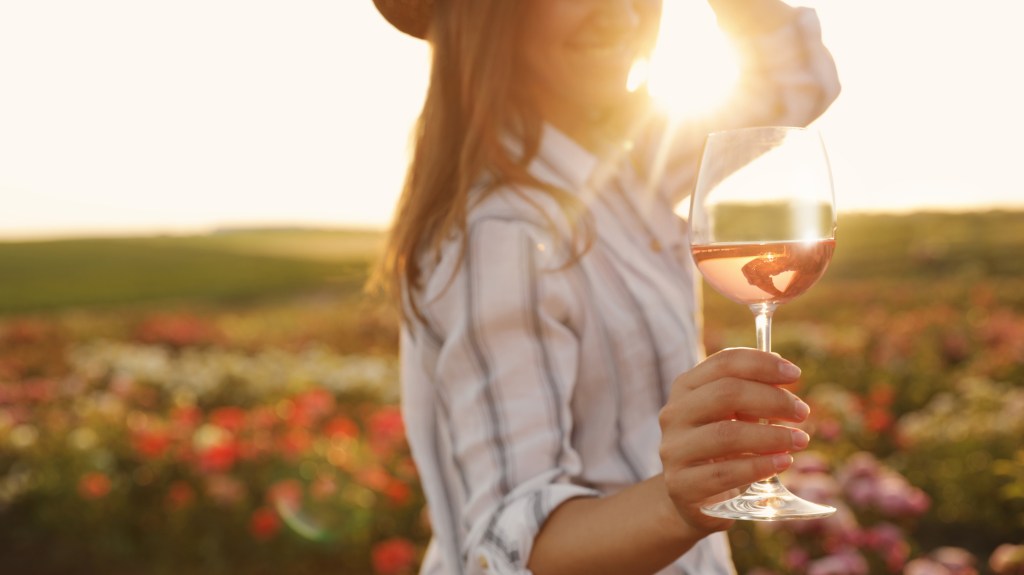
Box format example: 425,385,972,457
643,1,739,121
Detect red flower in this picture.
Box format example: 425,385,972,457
369,407,406,453
384,478,412,506
278,428,312,459
372,538,417,575
21,378,55,403
357,467,391,492
197,441,239,473
134,313,221,348
324,415,360,440
165,480,196,511
248,506,281,541
171,405,203,428
133,429,172,459
78,472,112,500
249,405,279,430
209,406,248,432
864,407,893,433
2,319,52,344
291,388,335,427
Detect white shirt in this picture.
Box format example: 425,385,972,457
400,9,840,575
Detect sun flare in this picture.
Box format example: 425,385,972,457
645,1,739,120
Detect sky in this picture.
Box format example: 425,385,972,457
1,0,1022,239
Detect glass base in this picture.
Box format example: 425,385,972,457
701,476,836,521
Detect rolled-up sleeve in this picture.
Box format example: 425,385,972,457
730,6,841,126
424,217,598,574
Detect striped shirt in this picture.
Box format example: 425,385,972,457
400,9,840,575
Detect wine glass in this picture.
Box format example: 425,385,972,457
688,125,837,521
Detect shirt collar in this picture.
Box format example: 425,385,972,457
528,123,601,192
531,123,638,196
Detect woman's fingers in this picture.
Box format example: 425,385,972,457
672,348,801,393
658,348,814,523
661,419,809,466
666,453,795,504
685,378,809,424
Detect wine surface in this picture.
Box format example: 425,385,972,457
691,239,835,305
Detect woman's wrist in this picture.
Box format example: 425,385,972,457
653,474,718,549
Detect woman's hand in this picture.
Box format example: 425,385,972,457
706,0,798,35
658,348,811,534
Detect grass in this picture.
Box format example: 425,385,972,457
2,211,1023,315
0,229,383,314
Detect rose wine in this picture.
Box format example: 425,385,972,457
691,239,835,305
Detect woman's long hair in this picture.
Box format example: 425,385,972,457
371,0,659,322
370,0,585,322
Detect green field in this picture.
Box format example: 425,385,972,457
2,211,1023,315
0,228,384,314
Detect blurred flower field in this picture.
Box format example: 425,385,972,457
0,297,427,574
1,214,1024,574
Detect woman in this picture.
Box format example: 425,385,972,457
371,1,840,573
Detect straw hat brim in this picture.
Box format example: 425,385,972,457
372,0,434,39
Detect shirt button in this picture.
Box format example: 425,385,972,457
478,555,489,570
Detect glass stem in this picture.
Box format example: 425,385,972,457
751,302,777,426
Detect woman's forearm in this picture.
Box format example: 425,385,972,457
527,475,709,575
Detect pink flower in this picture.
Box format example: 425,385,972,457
990,544,1024,575
806,550,868,575
784,548,811,571
932,547,978,575
864,523,910,572
268,479,304,512
310,476,338,500
204,474,246,506
875,474,930,518
838,452,881,485
904,557,953,575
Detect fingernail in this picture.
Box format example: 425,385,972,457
778,361,801,379
794,399,810,420
773,453,794,471
791,429,810,449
